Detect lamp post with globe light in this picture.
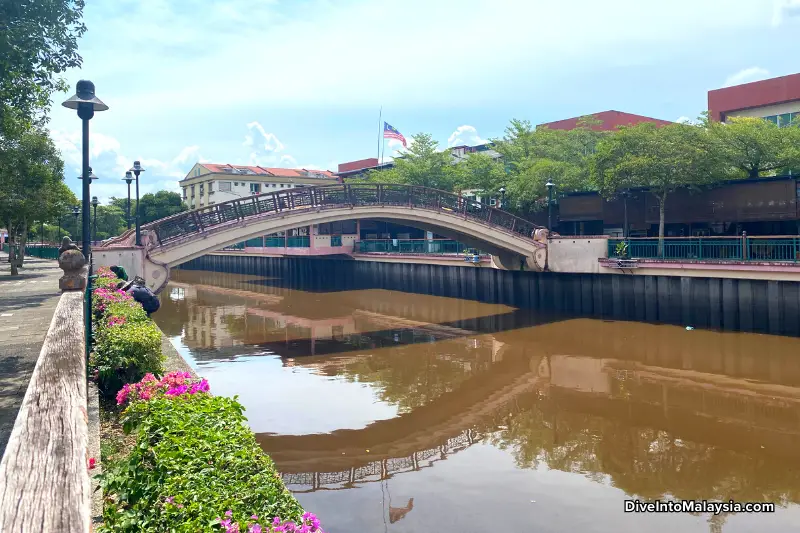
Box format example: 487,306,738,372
546,181,555,232
130,161,145,245
61,80,108,260
123,171,134,230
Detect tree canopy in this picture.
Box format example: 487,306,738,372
0,0,87,122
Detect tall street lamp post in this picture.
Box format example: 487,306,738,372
123,171,134,230
72,206,80,242
91,196,99,244
131,161,145,246
546,181,555,232
40,220,44,247
499,186,506,209
61,80,108,261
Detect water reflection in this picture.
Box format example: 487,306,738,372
155,269,800,533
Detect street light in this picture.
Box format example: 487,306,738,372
91,196,99,244
71,205,80,242
77,167,98,181
546,181,555,232
498,186,506,209
62,80,108,261
621,190,631,239
130,161,145,246
123,171,134,230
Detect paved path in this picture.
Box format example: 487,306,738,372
0,252,62,457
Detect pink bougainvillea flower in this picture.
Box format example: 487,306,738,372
88,457,96,470
248,525,262,533
165,496,174,504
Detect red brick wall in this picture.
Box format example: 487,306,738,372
708,73,800,121
338,158,379,173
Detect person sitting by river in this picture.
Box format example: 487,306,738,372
117,279,161,317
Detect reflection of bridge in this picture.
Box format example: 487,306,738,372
101,184,549,292
280,428,482,492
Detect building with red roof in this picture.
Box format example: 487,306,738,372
179,163,339,210
538,110,672,131
708,72,800,125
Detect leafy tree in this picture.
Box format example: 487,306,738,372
709,117,800,179
0,118,74,273
453,152,506,199
138,190,187,224
493,117,602,214
591,122,714,251
367,133,459,191
0,0,87,122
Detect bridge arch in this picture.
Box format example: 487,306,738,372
102,184,548,292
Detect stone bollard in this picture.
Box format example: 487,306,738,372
58,237,87,291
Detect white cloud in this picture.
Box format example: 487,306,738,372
447,125,486,147
88,0,775,112
675,116,692,124
773,0,800,25
244,121,284,152
723,67,770,87
51,127,202,203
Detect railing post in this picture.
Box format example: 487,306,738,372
511,218,516,232
191,211,204,233
742,231,748,261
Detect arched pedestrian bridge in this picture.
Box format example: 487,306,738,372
99,184,548,293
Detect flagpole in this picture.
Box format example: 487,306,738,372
377,106,382,164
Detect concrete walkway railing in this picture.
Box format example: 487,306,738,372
0,279,89,530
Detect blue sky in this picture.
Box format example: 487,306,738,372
48,0,800,202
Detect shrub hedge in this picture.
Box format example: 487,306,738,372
101,393,307,532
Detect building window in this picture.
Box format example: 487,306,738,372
280,184,285,188
219,181,232,192
199,184,204,196
195,167,201,177
182,187,187,200
489,198,497,206
208,182,214,194
764,115,778,125
190,185,195,198
272,184,277,188
778,113,794,127
234,182,239,186
250,183,261,194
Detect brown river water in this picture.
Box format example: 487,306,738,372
153,268,800,533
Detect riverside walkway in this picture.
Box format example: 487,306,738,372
0,253,62,456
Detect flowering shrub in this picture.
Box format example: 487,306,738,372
93,287,134,314
94,275,120,289
91,318,164,398
96,266,117,278
214,510,324,533
100,394,306,532
116,371,210,407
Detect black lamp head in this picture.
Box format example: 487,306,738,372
91,196,99,207
61,80,108,118
131,161,145,173
123,171,134,184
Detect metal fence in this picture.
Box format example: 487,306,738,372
330,235,343,247
608,236,800,263
356,239,473,255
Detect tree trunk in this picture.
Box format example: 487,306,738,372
658,194,666,257
748,167,759,179
8,235,18,276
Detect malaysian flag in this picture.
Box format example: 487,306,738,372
383,122,407,148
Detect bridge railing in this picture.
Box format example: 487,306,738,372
144,184,544,247
608,236,800,262
356,239,479,255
